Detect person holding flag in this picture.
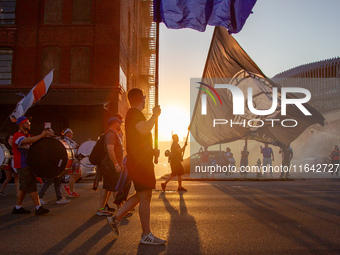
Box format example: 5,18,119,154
12,116,51,215
107,88,165,245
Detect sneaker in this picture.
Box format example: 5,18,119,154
12,207,30,214
63,185,71,195
97,208,113,216
56,197,70,204
69,191,80,197
161,183,166,191
39,198,47,205
123,212,133,219
107,216,120,236
35,206,49,215
177,187,187,192
105,203,116,213
139,232,166,245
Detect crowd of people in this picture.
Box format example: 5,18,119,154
0,87,339,245
0,88,168,245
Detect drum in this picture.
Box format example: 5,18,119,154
0,143,10,169
77,140,96,169
27,137,74,178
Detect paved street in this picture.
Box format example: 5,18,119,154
0,178,340,254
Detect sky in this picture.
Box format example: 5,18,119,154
157,0,340,142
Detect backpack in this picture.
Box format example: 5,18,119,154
89,130,112,165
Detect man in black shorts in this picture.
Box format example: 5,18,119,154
12,116,51,215
161,134,187,191
97,117,124,216
107,88,165,245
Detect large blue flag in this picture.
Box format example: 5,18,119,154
153,0,257,34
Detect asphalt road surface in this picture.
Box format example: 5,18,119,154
0,178,339,254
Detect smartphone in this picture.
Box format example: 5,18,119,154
44,122,51,129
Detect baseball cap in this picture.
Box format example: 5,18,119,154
16,116,31,126
108,117,123,126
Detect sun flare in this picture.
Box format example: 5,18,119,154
158,105,190,142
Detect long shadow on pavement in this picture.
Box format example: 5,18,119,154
211,183,339,251
42,215,111,255
158,192,201,255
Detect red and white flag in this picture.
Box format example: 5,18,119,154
10,70,54,122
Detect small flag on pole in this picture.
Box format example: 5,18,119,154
153,0,257,34
10,70,54,122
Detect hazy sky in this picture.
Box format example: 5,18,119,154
157,0,340,141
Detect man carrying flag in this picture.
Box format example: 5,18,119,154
12,116,51,215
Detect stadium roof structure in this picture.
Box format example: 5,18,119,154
273,57,340,79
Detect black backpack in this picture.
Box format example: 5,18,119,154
89,130,112,165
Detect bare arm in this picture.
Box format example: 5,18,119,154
107,144,121,172
135,105,161,136
21,130,49,145
135,114,158,136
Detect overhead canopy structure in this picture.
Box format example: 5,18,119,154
190,26,325,148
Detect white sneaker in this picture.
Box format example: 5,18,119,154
40,198,47,205
107,216,120,235
139,232,166,245
56,197,70,204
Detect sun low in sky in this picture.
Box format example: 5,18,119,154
158,104,190,142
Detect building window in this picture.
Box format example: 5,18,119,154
0,0,16,25
72,0,92,24
42,47,60,83
0,49,12,85
44,0,63,24
70,47,90,84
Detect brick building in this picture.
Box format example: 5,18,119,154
0,0,156,143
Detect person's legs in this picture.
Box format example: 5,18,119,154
68,174,80,193
114,192,140,221
29,191,41,206
92,168,102,191
0,169,12,193
163,174,173,185
16,189,25,206
178,175,182,188
99,188,109,208
138,189,152,235
54,177,63,200
13,173,19,194
161,174,173,191
39,178,54,198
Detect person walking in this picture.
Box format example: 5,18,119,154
12,116,50,215
96,116,124,216
0,135,19,196
62,128,81,197
39,176,70,205
107,88,165,245
260,143,274,177
329,145,339,176
161,134,187,192
279,145,293,179
240,146,249,177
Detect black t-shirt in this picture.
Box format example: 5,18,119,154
125,108,154,171
105,130,123,165
170,142,182,163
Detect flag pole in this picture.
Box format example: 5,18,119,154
154,20,160,164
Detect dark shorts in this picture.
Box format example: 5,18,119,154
17,167,37,193
102,172,120,192
170,160,184,177
127,164,155,191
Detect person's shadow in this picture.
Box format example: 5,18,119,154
154,192,201,255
